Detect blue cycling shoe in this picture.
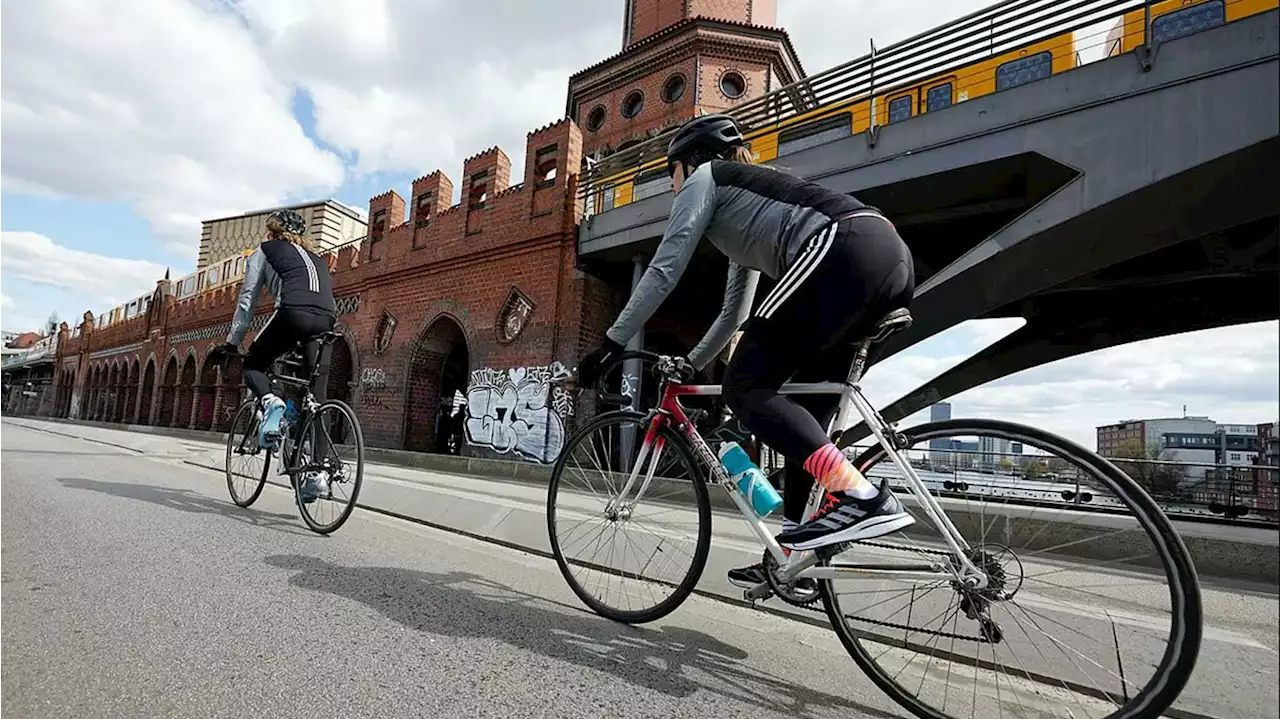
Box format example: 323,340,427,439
257,396,286,448
298,471,330,504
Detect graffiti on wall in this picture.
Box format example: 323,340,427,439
359,366,397,410
360,367,388,391
464,361,573,463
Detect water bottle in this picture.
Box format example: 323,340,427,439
281,399,299,439
719,441,783,518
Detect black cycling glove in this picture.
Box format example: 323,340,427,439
208,342,239,363
577,337,624,389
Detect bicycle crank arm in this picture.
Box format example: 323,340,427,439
744,582,774,601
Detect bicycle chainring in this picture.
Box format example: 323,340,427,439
761,550,822,607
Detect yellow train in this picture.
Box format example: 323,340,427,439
587,0,1276,214
1105,0,1276,55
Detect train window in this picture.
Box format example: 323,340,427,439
1152,0,1225,43
777,113,851,157
602,186,616,212
633,168,670,202
926,83,953,112
996,51,1053,91
887,95,913,123
207,266,219,287
181,276,196,296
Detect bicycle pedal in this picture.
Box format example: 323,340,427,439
744,582,774,602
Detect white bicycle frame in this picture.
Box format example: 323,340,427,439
608,335,989,595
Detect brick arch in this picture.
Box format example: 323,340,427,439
328,321,360,406
194,346,221,430
157,354,181,426
77,366,92,419
138,353,158,425
125,357,141,423
405,299,482,367
90,364,105,420
400,308,475,453
175,350,198,428
109,360,125,422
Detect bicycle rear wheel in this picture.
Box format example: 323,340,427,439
547,410,712,624
293,399,365,534
820,418,1202,719
225,399,271,507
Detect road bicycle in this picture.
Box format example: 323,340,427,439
219,330,366,534
545,308,1202,719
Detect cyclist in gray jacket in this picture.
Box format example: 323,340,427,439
210,208,336,502
577,114,916,588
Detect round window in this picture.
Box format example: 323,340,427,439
621,90,644,119
720,70,747,99
661,74,686,103
586,105,606,132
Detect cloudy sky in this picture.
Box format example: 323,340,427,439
2,0,1276,448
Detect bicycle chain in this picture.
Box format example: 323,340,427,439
756,539,988,643
784,597,988,643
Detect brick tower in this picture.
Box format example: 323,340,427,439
567,0,805,158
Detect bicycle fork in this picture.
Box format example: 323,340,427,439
606,416,667,519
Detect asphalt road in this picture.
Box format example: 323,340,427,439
3,419,1277,719
1,420,921,719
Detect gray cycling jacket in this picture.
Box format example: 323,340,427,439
605,159,866,369
226,240,335,346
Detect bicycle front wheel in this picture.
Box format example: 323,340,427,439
547,410,712,624
821,418,1202,719
225,399,270,507
293,399,365,534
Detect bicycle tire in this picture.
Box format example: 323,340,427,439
547,409,713,624
225,399,270,508
294,399,365,534
820,417,1202,719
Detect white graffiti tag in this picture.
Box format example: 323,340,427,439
465,362,573,463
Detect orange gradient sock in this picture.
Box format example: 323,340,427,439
803,444,878,500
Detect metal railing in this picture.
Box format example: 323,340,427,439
577,0,1157,201
753,442,1279,527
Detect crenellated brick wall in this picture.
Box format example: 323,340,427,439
51,116,628,463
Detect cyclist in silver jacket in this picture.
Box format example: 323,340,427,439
577,114,917,588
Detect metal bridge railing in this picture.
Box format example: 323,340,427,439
576,0,1156,201
752,442,1280,527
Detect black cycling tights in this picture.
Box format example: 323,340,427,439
722,211,915,523
244,307,335,399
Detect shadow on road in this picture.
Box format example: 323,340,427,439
263,554,902,719
55,477,317,537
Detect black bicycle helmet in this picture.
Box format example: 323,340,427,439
266,208,307,236
666,113,745,176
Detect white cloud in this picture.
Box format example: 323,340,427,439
232,0,619,200
0,231,167,307
1,295,13,310
0,0,345,255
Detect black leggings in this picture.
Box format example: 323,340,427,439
722,211,915,522
244,307,335,399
